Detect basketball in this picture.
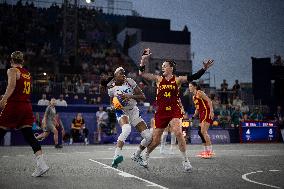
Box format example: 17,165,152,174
112,96,125,110
213,121,219,126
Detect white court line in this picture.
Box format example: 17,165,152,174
74,152,91,154
89,159,168,189
242,170,281,189
244,155,272,157
96,156,167,160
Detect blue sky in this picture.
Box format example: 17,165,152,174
132,0,284,87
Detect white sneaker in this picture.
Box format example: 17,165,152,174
182,160,192,172
169,148,175,155
160,147,166,154
131,153,148,168
84,138,89,145
32,156,49,177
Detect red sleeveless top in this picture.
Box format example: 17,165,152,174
8,67,32,102
193,93,210,113
156,76,182,116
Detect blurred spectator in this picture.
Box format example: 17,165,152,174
70,113,89,144
95,106,108,143
220,80,228,104
218,104,231,128
212,96,221,116
76,79,85,94
147,105,155,114
230,106,242,127
72,94,85,104
97,96,102,104
250,107,264,121
232,80,241,96
240,102,250,114
232,95,243,108
37,94,49,106
241,113,250,122
56,94,68,107
274,106,284,142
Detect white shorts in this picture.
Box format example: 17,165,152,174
115,106,144,127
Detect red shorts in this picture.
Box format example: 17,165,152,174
0,101,34,129
154,111,183,129
199,110,213,124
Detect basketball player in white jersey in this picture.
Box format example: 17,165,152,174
106,67,152,168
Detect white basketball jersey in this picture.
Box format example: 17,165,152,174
108,78,138,109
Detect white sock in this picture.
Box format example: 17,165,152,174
36,154,45,166
135,147,143,156
204,145,207,151
114,147,122,157
208,145,212,152
170,133,176,148
84,138,88,142
181,151,189,162
161,132,167,149
145,151,150,160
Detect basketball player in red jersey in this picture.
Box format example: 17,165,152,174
0,51,49,177
189,82,214,158
139,48,214,171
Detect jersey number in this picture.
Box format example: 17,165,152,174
164,92,171,98
23,81,31,94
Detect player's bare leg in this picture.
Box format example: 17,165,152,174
131,121,152,167
200,122,214,158
112,116,131,168
170,118,192,172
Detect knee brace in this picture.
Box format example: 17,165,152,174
140,129,152,147
117,124,131,143
21,127,42,153
198,127,206,143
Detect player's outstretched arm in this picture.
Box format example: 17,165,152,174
178,59,214,83
139,48,160,82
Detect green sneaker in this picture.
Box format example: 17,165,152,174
111,155,124,168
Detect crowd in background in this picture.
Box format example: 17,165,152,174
1,1,283,139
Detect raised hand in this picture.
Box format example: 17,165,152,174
202,59,214,70
141,48,152,65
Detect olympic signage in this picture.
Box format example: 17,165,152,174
190,129,230,144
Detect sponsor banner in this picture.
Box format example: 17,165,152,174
190,129,230,144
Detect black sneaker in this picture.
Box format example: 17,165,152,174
55,144,63,148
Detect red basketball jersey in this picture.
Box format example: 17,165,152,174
8,67,32,102
156,76,182,115
193,93,210,113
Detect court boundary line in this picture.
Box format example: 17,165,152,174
88,158,168,189
242,170,281,189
